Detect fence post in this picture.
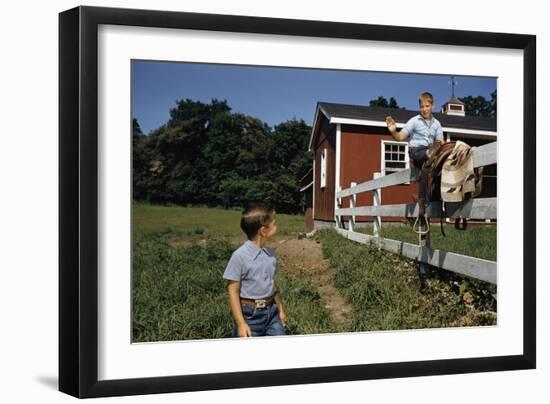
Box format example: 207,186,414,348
349,182,357,232
419,225,431,279
417,166,431,278
373,172,382,237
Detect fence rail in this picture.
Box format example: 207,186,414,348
334,141,497,284
336,197,497,220
336,141,497,199
335,228,496,284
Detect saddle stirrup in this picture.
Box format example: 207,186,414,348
440,201,447,238
413,215,430,235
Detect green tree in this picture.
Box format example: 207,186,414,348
132,118,152,201
132,100,314,214
168,98,230,127
489,90,497,118
267,119,313,213
133,118,143,135
369,96,400,108
459,91,497,118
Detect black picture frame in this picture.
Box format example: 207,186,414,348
59,5,536,399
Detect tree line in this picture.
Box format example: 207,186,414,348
133,99,313,214
369,92,497,118
133,93,496,214
458,90,497,118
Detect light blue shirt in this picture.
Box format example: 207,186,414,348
402,114,444,147
223,240,278,299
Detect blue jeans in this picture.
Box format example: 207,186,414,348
409,146,428,169
233,303,286,337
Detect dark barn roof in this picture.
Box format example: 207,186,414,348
317,102,497,132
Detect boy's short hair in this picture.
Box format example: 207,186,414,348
418,92,434,105
240,204,275,240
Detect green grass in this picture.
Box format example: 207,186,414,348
132,233,336,342
132,204,496,341
132,204,335,342
319,229,496,331
132,236,235,341
356,222,496,261
277,269,339,336
133,203,305,239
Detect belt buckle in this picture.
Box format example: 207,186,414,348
255,299,267,309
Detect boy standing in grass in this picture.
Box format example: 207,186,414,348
223,204,287,337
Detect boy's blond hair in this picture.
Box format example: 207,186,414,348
418,92,434,105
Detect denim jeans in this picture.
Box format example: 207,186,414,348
409,146,428,169
233,303,286,337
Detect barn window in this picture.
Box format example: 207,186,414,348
382,141,408,175
320,148,327,188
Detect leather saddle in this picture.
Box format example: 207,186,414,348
413,140,456,235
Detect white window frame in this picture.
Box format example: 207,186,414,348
320,147,327,189
443,103,466,116
381,140,409,177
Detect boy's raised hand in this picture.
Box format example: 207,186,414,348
386,116,396,132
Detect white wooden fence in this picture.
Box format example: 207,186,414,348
334,141,497,284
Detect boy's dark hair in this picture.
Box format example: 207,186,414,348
418,92,434,104
240,204,275,240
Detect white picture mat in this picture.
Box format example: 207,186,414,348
97,24,523,381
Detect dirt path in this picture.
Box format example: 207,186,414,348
271,235,353,328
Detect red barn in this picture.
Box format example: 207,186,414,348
301,99,497,231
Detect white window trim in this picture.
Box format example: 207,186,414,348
312,156,316,219
381,140,409,180
320,147,327,189
335,124,342,226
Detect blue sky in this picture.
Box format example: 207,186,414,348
132,60,496,135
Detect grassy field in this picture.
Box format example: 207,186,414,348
319,230,496,331
133,234,338,341
132,204,496,342
356,222,496,261
133,203,305,238
132,204,335,342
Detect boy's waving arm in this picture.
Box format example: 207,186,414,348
386,116,410,141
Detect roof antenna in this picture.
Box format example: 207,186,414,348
449,76,458,98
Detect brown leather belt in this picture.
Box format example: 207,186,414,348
240,296,275,309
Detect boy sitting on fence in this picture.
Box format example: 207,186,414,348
385,92,445,233
223,204,287,337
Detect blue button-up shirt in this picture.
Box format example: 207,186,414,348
402,114,444,147
223,240,278,299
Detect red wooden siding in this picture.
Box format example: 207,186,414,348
310,119,496,227
340,125,416,222
313,114,336,221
